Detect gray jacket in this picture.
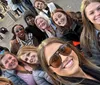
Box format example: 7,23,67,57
32,70,53,85
82,40,100,66
2,70,28,85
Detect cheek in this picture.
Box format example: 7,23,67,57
50,67,61,74
5,64,9,69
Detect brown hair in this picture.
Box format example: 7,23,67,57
80,0,100,51
0,77,13,85
37,37,99,85
51,9,74,30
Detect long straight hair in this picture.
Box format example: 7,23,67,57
37,38,99,85
80,0,100,51
51,9,75,32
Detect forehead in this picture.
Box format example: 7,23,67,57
44,43,62,63
53,12,65,17
14,25,23,31
35,1,43,5
37,17,45,22
1,54,14,61
26,16,34,19
85,2,100,13
21,51,37,59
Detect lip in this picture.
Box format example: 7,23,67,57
9,61,15,67
62,58,73,68
19,33,24,37
95,16,100,20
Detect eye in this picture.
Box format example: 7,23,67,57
5,60,8,64
97,6,100,11
16,30,19,33
25,58,28,62
54,18,58,22
19,28,23,31
9,56,12,60
58,14,62,18
89,11,94,15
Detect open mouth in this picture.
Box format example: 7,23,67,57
63,59,73,68
19,33,24,37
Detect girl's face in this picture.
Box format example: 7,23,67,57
36,17,48,30
35,1,46,10
53,12,67,27
85,2,100,26
21,51,39,64
0,81,11,85
14,25,25,39
26,16,35,26
44,43,80,76
1,54,18,70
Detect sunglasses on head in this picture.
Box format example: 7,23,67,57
48,44,72,68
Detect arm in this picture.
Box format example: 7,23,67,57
10,39,20,55
33,70,53,85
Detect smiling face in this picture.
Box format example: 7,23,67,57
36,17,48,30
1,54,18,70
53,12,67,27
14,25,25,39
34,1,46,10
26,16,35,26
44,43,79,76
85,2,100,26
20,51,39,64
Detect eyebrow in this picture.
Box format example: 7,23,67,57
89,5,100,13
26,52,30,57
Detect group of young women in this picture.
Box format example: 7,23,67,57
0,0,100,85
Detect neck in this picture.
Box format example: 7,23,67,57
71,67,96,80
16,65,26,72
71,67,86,78
20,35,25,40
94,24,100,31
46,25,52,30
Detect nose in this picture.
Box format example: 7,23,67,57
95,10,100,16
59,54,68,62
57,19,61,25
8,59,13,65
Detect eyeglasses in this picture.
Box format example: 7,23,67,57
48,44,72,68
15,27,24,33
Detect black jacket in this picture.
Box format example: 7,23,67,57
61,65,100,85
61,21,83,42
25,25,46,43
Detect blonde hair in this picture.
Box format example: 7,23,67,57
35,14,51,31
0,77,13,85
80,0,100,51
17,45,38,67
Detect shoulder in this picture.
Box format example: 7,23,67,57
32,70,44,77
10,39,18,44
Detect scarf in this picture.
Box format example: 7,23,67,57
16,33,34,47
